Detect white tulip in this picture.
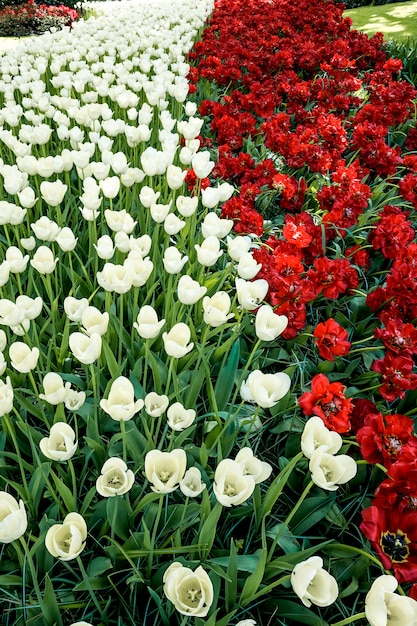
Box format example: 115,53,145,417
40,180,67,207
9,342,39,373
162,323,194,358
100,376,143,421
104,209,136,234
235,448,272,483
150,201,172,223
96,457,135,497
39,422,78,461
45,512,87,561
39,372,67,405
129,235,152,257
235,278,269,310
201,212,234,238
192,151,214,178
100,176,120,199
291,556,338,608
213,458,255,507
177,275,207,304
365,575,417,626
144,392,169,417
0,376,13,416
167,402,196,431
0,491,27,543
17,186,37,209
31,216,61,242
237,252,262,280
309,450,357,491
81,306,109,337
64,387,86,411
139,186,160,208
227,235,252,261
195,236,223,267
124,254,153,288
0,299,25,328
163,562,213,617
202,291,234,327
145,448,187,494
69,332,102,365
55,227,78,252
96,262,133,294
164,213,185,235
301,416,343,459
240,369,291,408
30,246,58,274
166,164,187,190
176,195,198,217
94,235,115,260
20,236,36,251
179,467,206,497
255,305,288,341
5,247,28,274
133,305,165,339
64,297,89,323
200,187,220,209
218,182,235,202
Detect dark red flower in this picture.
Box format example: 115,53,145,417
356,412,416,468
374,319,417,356
360,505,417,583
373,476,417,514
298,373,352,433
372,353,417,402
313,318,351,361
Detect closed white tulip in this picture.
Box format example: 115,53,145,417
195,236,223,267
167,402,196,431
145,448,187,493
166,164,187,190
301,416,343,459
227,235,252,261
237,252,262,280
81,306,109,336
139,185,160,208
39,372,67,405
163,562,213,617
192,151,214,178
133,305,165,339
99,176,120,199
30,246,58,274
0,376,13,416
94,235,115,260
201,187,220,209
100,376,143,421
96,457,135,497
55,227,77,252
162,323,194,358
150,201,172,223
177,275,207,304
104,209,136,234
179,467,206,497
365,575,417,626
40,179,68,207
69,332,102,365
213,458,255,507
39,422,77,461
255,305,288,341
45,512,87,561
5,247,29,273
164,214,185,235
64,297,89,323
9,341,39,373
0,491,27,543
291,556,338,608
31,216,61,242
309,450,357,491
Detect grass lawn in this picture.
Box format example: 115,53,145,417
344,0,417,42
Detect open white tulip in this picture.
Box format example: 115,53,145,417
39,372,67,405
202,291,234,327
167,402,196,431
30,246,58,274
45,512,87,561
144,392,169,417
214,458,256,507
176,195,198,217
255,305,288,341
100,376,143,421
201,212,233,238
291,556,338,608
163,247,188,274
240,369,291,408
163,562,213,617
365,575,417,626
235,448,272,483
192,151,215,178
96,457,135,497
179,467,206,497
39,422,78,461
235,278,269,311
145,448,187,493
81,306,109,336
0,491,27,543
195,236,223,267
309,450,357,491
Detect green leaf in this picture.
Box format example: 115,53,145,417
266,523,301,554
106,495,130,540
88,556,113,578
101,337,124,378
214,340,240,411
198,502,222,560
275,600,329,625
240,548,267,605
42,574,63,626
225,539,238,611
50,468,76,512
291,494,337,535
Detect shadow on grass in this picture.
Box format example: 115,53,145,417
344,0,417,42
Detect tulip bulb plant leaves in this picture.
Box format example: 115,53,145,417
1,0,417,624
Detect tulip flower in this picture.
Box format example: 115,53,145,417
0,491,27,543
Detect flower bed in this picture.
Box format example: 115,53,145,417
0,0,417,625
0,0,78,37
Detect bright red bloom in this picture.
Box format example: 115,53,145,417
298,373,352,433
313,318,351,361
356,412,416,468
373,476,417,514
306,257,358,300
374,319,417,356
369,206,415,259
372,353,417,402
360,505,417,583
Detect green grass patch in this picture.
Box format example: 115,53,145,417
344,0,417,42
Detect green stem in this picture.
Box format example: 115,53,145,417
120,419,127,461
18,536,44,609
330,613,367,626
147,495,164,576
